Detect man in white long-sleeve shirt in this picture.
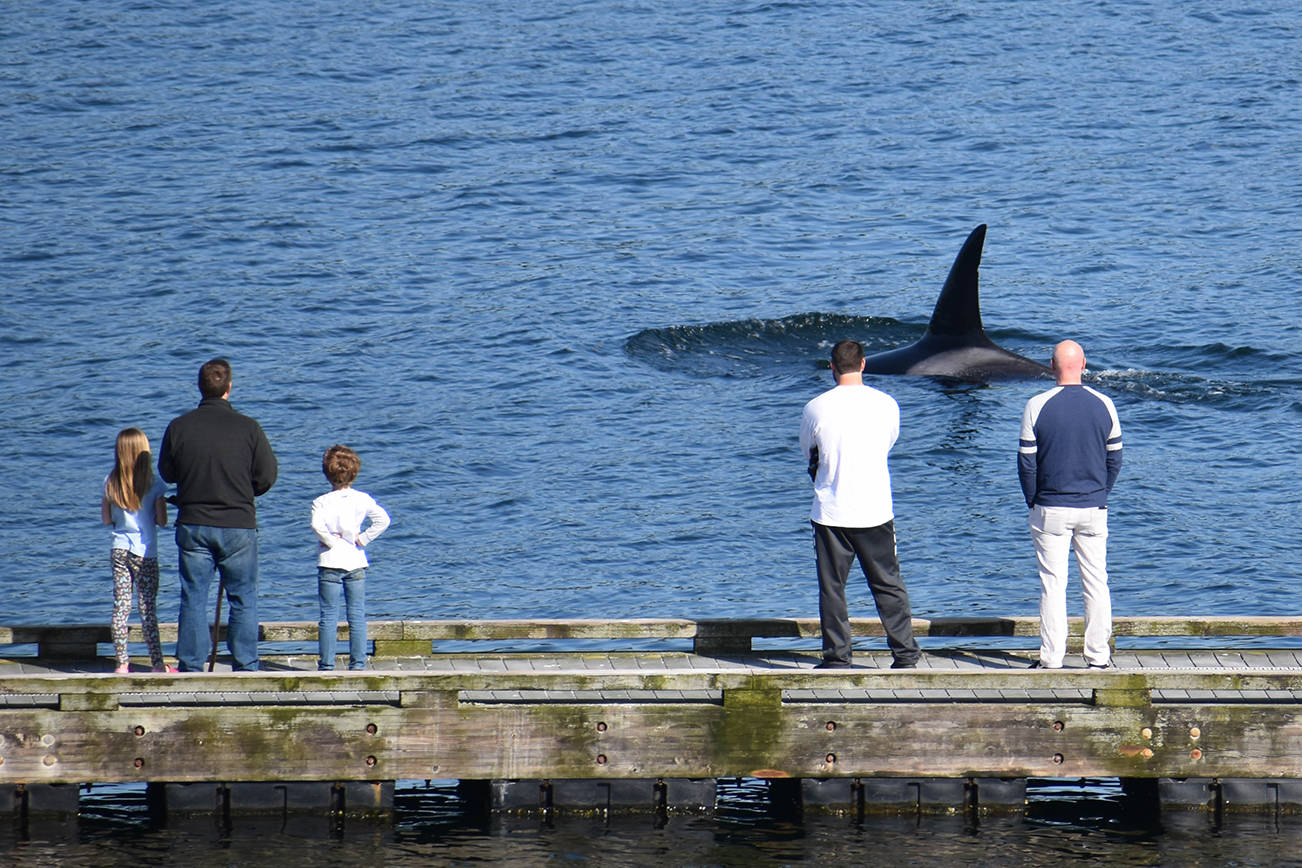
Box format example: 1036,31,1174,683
800,339,921,669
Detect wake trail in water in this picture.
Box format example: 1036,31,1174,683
625,313,921,380
626,315,1298,411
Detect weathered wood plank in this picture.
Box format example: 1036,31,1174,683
7,614,1302,651
3,696,1302,784
6,616,1302,664
10,668,1302,696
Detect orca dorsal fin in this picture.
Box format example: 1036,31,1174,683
925,223,987,338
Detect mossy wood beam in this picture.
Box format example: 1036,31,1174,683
5,669,1302,785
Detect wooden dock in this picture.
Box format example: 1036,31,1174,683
4,616,1302,815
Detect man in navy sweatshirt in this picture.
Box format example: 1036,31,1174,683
1018,340,1122,670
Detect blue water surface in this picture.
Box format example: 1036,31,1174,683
2,1,1302,859
4,0,1300,628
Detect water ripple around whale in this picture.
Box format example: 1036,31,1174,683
626,315,1288,412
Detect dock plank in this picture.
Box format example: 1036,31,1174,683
7,616,1302,787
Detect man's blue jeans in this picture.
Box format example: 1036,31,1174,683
175,524,260,672
317,567,367,670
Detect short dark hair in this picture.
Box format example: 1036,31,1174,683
831,339,864,376
323,444,361,488
198,358,231,399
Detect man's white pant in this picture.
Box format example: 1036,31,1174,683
1029,505,1111,668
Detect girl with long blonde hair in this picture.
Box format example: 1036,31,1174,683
101,427,174,673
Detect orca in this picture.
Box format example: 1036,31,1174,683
861,224,1052,380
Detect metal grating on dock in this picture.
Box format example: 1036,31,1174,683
117,690,403,707
460,689,722,704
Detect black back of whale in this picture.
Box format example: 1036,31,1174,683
862,224,1052,380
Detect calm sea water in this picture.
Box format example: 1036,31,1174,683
3,0,1301,863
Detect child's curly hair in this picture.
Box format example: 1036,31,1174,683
322,444,361,488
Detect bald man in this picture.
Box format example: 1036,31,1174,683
1018,340,1123,670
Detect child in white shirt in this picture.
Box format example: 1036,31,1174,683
310,444,390,670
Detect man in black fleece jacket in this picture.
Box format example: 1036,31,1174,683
160,358,277,671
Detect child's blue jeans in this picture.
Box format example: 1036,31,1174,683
317,567,366,670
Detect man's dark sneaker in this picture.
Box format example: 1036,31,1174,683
889,658,918,669
1087,661,1113,670
813,660,851,669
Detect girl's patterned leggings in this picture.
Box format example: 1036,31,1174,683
111,549,165,668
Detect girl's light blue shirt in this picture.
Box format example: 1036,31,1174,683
106,476,167,558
